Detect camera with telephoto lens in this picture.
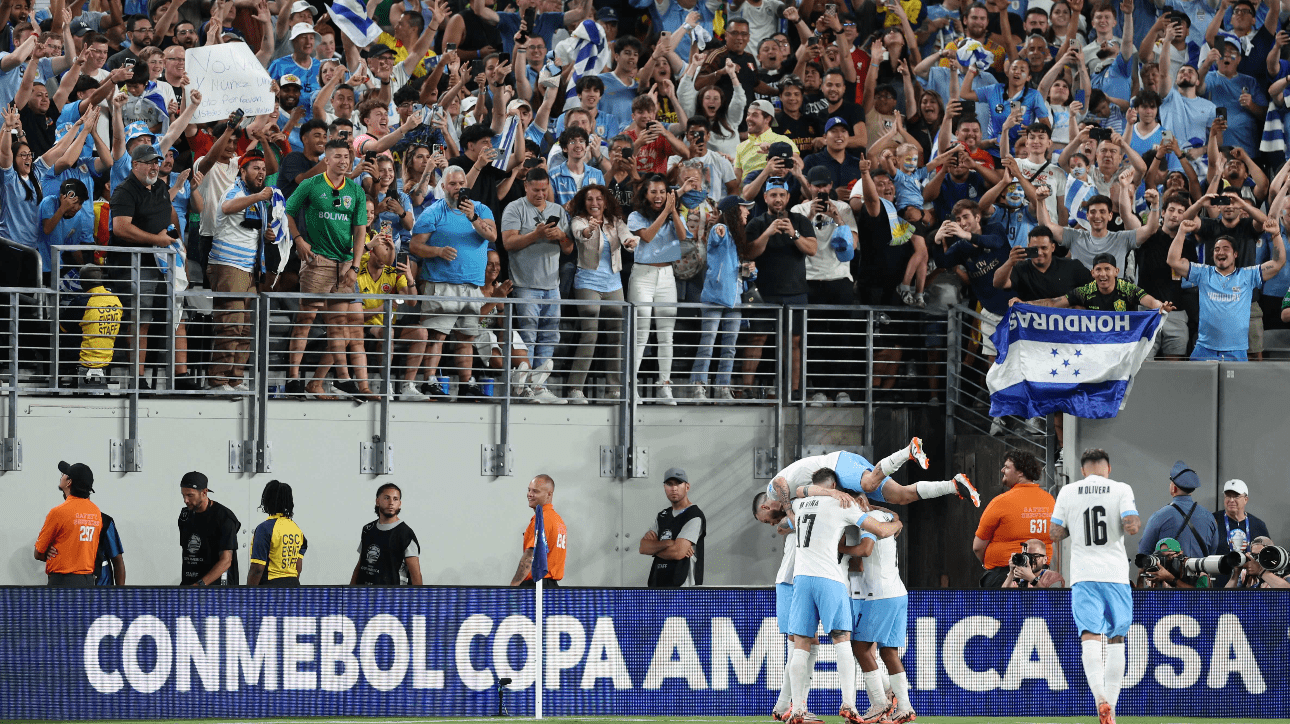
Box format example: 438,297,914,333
1179,552,1244,578
1135,552,1184,578
1011,551,1033,567
1258,545,1290,576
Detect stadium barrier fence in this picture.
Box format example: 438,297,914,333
2,586,1283,719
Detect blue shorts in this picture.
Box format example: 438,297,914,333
1071,581,1133,638
849,598,868,639
852,595,908,648
787,575,852,637
836,451,895,504
1190,345,1247,362
776,582,795,634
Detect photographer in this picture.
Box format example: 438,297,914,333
1226,537,1290,589
1003,539,1065,588
1136,540,1199,589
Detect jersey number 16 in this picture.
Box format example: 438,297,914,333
1083,506,1108,546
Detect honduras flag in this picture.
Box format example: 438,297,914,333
531,503,549,582
986,304,1162,419
328,0,382,47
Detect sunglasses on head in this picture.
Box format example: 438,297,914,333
333,188,341,207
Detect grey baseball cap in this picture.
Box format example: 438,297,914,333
663,467,688,484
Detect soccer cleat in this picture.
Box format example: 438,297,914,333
954,473,981,507
785,707,805,724
908,436,930,469
1098,702,1115,724
857,702,891,724
882,708,917,724
839,705,865,723
769,708,787,722
799,712,825,724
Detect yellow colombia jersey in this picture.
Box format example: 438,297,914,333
250,514,307,581
80,285,122,369
357,254,410,327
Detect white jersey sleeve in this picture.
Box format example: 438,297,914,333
775,520,797,585
859,511,907,600
1052,475,1136,585
775,452,843,496
846,525,878,598
791,496,868,585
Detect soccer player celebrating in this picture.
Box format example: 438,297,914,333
784,469,903,724
1049,449,1140,724
768,438,980,515
847,506,914,724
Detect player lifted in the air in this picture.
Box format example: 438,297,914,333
783,469,903,724
1049,448,1141,724
766,438,980,515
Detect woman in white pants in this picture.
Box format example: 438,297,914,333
626,175,688,404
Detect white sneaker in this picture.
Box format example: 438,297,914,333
511,361,531,388
989,416,1006,436
808,392,828,407
914,292,927,308
656,381,677,405
212,383,236,393
515,385,534,400
716,386,735,400
531,386,567,405
529,359,554,387
230,381,250,392
835,392,851,403
692,383,708,402
898,284,917,307
568,389,589,404
400,381,428,401
606,387,622,400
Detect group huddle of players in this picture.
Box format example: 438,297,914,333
753,444,1137,724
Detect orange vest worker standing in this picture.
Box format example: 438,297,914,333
510,473,568,587
35,461,104,587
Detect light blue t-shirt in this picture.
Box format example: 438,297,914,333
628,211,683,264
111,142,160,195
1091,54,1132,104
35,195,94,272
1187,263,1263,351
554,108,625,141
918,66,994,129
989,204,1038,248
267,55,322,98
0,166,40,248
637,0,717,61
598,71,639,123
1127,124,1183,173
893,169,926,211
919,5,960,58
170,171,191,239
976,83,1050,153
372,189,416,250
548,163,605,206
412,199,494,286
574,226,622,293
1160,90,1216,153
1204,72,1266,152
0,53,25,110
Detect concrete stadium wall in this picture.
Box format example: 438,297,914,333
1071,361,1289,555
0,399,790,587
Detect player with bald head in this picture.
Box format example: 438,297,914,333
510,474,568,587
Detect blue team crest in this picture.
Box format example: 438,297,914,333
994,103,1006,114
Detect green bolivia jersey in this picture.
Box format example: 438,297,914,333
284,173,369,262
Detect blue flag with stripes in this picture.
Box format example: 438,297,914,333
986,304,1163,419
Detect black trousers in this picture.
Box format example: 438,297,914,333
806,278,857,396
47,572,96,587
519,578,560,588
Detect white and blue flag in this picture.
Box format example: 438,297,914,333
1065,171,1095,231
328,0,382,47
986,304,1162,419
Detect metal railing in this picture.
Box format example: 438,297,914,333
946,304,1059,487
3,246,956,475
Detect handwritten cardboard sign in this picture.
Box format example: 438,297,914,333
185,43,275,124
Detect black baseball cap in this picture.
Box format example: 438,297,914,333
1091,252,1117,268
58,461,94,493
180,471,210,491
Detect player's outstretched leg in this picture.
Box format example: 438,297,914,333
871,473,981,507
875,437,930,476
772,637,794,720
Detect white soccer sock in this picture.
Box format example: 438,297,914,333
863,669,886,711
1104,642,1126,709
915,479,956,500
806,643,819,693
774,655,793,712
1081,639,1107,705
835,642,857,710
889,671,912,711
788,648,811,711
877,445,913,476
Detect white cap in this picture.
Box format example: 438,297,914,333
290,22,320,41
291,0,318,15
506,98,531,114
1223,479,1249,496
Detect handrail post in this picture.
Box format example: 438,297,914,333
4,291,20,470
51,254,60,391
774,305,783,467
796,306,806,460
864,309,875,449
165,253,175,389
498,300,513,476
380,299,393,452
621,303,634,479
945,306,962,481
256,294,270,471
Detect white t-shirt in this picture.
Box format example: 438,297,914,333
790,495,868,585
734,0,785,57
1050,474,1138,585
774,452,843,497
667,151,736,199
1016,157,1065,226
775,525,797,585
196,156,239,237
1060,227,1137,272
852,510,906,600
791,199,857,282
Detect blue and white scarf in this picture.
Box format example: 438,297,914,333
565,20,608,107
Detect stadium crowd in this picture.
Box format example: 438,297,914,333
5,0,1290,405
